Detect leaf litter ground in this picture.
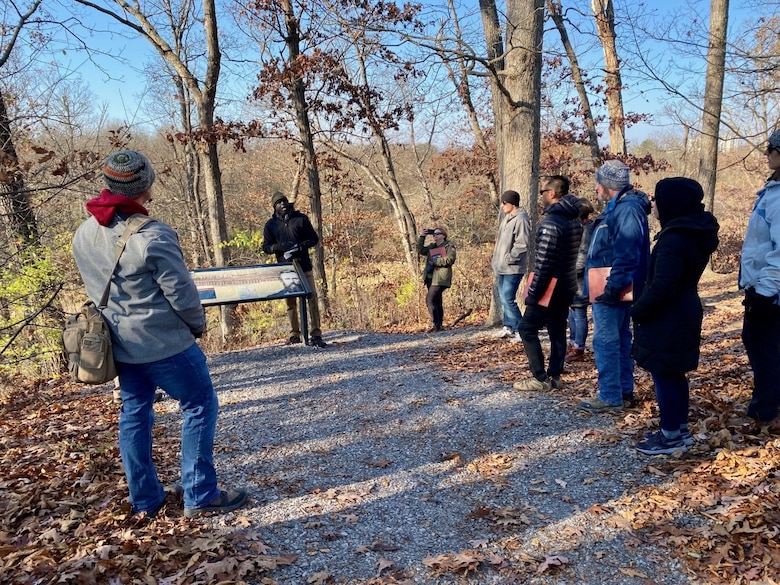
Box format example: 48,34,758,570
1,271,779,584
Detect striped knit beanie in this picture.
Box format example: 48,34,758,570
102,150,156,197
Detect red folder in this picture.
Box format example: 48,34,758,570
587,267,633,303
522,271,557,308
428,246,446,260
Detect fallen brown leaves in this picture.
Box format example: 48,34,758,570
3,272,779,584
427,271,780,584
0,381,294,584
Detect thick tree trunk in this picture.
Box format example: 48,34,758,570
480,0,543,326
697,0,729,214
501,0,544,221
592,0,626,155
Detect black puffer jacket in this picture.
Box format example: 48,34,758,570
525,194,583,306
262,208,319,272
631,177,720,374
571,219,595,308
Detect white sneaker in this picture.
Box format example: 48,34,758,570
493,326,512,338
509,332,523,344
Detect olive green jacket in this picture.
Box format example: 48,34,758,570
416,237,457,287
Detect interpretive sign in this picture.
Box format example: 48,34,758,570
191,262,311,306
190,261,312,343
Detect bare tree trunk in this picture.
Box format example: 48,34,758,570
592,0,626,155
0,93,39,249
408,122,438,224
479,0,543,326
697,0,729,214
76,0,234,338
335,44,419,274
377,137,419,272
442,0,499,208
170,73,210,266
280,0,329,314
0,0,42,251
322,140,418,273
479,0,506,328
479,0,505,200
548,0,601,164
501,0,544,220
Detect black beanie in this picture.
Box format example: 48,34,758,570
501,190,520,207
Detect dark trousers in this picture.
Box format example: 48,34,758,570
742,308,780,422
517,298,569,380
425,284,446,330
650,371,689,432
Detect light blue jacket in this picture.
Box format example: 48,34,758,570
739,179,780,302
72,214,205,364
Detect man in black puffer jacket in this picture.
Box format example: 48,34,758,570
263,191,327,347
513,175,583,391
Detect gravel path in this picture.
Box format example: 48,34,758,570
155,327,689,584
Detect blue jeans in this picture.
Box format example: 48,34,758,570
116,343,220,513
592,302,635,405
497,273,523,333
567,306,588,349
651,371,689,432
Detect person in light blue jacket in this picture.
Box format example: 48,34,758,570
739,129,780,430
73,150,247,519
579,160,651,413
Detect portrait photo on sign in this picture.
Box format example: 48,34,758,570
190,263,311,306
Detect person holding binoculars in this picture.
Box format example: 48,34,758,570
416,227,457,332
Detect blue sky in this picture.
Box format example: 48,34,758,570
40,0,758,145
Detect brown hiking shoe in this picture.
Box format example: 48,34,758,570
565,348,585,362
183,488,248,518
579,396,622,413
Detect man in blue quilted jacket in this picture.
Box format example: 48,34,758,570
579,160,651,412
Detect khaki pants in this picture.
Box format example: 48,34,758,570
286,270,322,338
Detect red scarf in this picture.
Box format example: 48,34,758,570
85,189,149,226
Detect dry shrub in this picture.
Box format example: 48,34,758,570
712,185,752,273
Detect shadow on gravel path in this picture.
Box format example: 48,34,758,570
162,327,691,584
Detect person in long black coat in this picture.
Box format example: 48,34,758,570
631,177,719,455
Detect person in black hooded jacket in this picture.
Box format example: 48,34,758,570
263,191,327,347
631,177,719,455
513,175,583,391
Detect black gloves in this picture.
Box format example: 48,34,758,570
743,287,778,319
595,287,621,306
